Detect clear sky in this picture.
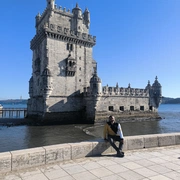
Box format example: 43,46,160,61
0,0,180,99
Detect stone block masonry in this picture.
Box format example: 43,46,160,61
1,132,180,174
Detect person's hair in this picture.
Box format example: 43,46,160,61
109,115,115,121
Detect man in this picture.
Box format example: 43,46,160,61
103,115,124,157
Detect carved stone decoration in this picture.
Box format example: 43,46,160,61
88,35,92,41
76,31,81,38
57,26,62,33
50,24,55,31
70,30,74,36
64,28,69,34
82,33,86,39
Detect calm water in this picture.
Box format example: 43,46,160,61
0,104,180,153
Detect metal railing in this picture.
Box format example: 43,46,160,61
0,108,27,119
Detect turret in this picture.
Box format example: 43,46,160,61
72,3,82,18
90,73,102,95
35,13,41,27
145,80,151,90
83,8,90,28
152,76,162,96
151,76,162,108
47,0,55,10
128,83,131,88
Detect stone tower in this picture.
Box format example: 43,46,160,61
27,1,96,123
28,0,162,124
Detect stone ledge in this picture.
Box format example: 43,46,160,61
0,132,180,174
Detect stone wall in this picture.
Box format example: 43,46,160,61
94,111,161,122
96,96,150,112
0,133,180,174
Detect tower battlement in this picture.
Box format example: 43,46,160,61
30,24,96,50
83,85,149,97
35,2,91,34
36,5,73,26
102,86,149,97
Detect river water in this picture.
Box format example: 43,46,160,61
0,104,180,153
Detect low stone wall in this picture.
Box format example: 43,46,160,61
0,133,180,174
95,111,161,122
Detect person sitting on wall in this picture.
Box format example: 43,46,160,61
103,115,124,157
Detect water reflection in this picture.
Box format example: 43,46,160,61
24,125,97,149
0,124,97,152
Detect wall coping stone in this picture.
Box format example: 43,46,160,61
1,132,180,174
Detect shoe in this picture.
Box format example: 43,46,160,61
119,150,124,155
116,151,124,157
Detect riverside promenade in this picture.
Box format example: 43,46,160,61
1,133,180,180
1,145,180,180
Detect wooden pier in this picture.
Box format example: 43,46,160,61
0,108,27,119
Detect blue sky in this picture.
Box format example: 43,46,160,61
0,0,180,99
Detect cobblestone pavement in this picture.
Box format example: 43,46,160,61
1,145,180,180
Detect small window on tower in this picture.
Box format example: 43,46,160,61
67,43,69,50
67,43,73,51
70,44,73,51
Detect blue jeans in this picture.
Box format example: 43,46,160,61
108,135,123,152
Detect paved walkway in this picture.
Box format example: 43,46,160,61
1,145,180,180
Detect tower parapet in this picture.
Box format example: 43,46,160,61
101,85,148,97
84,82,149,97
